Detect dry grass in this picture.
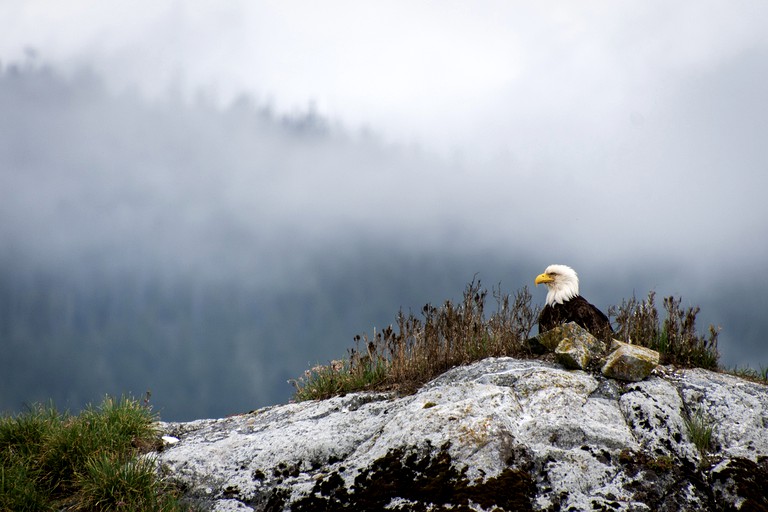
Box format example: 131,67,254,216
608,291,720,369
292,279,538,400
293,281,726,401
378,280,538,393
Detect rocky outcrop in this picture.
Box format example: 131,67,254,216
154,357,768,511
528,322,661,381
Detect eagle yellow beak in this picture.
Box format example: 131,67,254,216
535,273,554,286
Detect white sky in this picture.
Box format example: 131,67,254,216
1,1,767,269
3,1,766,157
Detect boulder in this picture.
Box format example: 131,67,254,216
602,339,661,381
553,325,607,370
526,326,566,354
153,357,768,511
528,322,605,358
531,323,660,381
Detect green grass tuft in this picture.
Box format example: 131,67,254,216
0,396,190,512
724,365,768,384
683,406,716,465
291,356,389,402
72,454,182,512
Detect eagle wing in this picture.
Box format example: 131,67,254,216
539,295,612,339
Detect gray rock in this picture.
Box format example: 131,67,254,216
154,358,768,511
528,322,597,355
531,323,660,380
602,339,660,381
554,328,606,370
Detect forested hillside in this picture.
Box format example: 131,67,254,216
0,249,521,419
0,62,762,421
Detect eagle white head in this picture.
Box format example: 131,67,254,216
534,264,579,306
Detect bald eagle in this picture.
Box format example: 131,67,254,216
534,264,613,339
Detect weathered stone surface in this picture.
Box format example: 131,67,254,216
618,377,700,462
602,339,660,381
554,337,590,369
710,458,768,510
553,326,606,370
153,358,768,511
526,327,564,354
531,323,660,380
529,322,605,359
672,368,768,460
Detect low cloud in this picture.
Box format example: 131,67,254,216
1,59,766,419
1,58,766,287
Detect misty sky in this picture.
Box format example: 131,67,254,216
3,2,767,154
3,2,767,257
2,2,768,370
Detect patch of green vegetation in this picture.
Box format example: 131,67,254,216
683,406,716,464
291,355,389,402
0,396,190,512
725,365,768,384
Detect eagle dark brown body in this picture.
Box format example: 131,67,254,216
538,294,613,340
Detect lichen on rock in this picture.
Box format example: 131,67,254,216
602,339,661,382
154,358,768,511
530,322,660,381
